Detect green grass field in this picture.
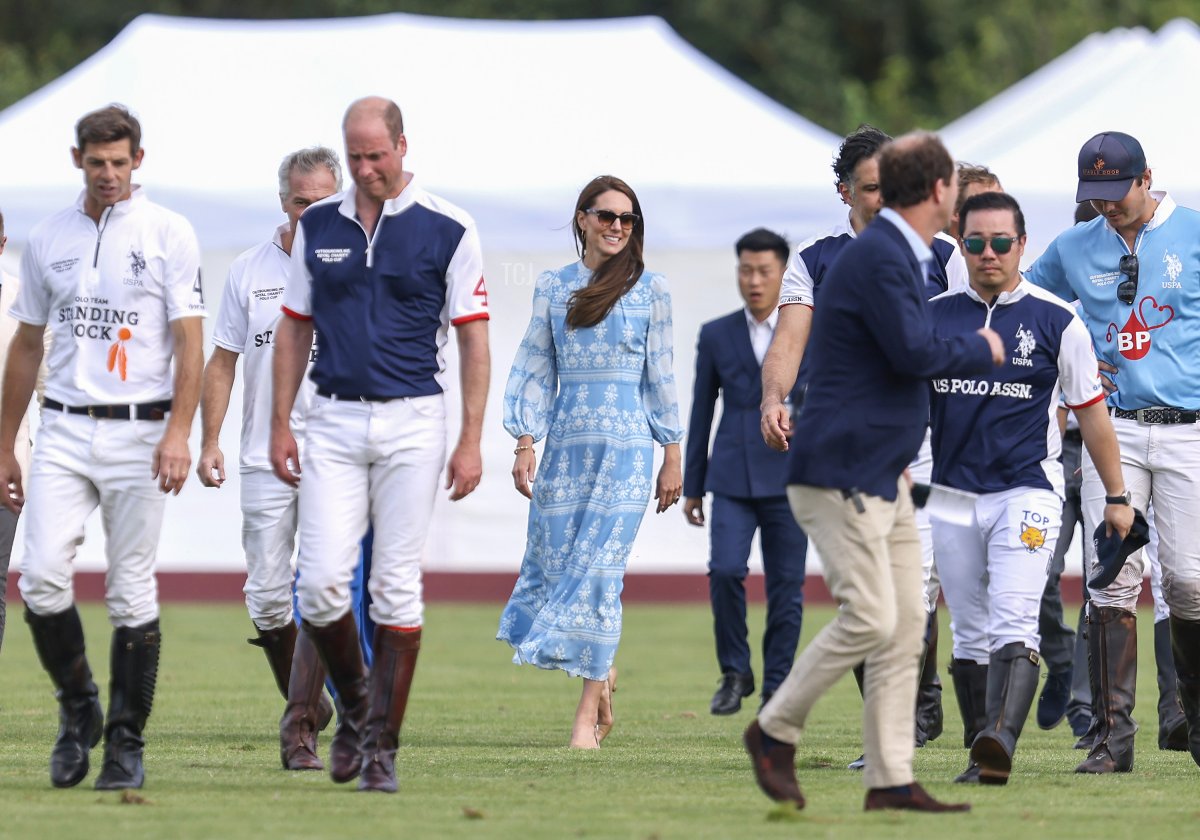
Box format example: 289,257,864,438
0,602,1196,839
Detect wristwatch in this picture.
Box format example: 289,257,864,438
1105,490,1132,506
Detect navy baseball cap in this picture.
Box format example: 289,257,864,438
1076,132,1147,203
1089,508,1151,590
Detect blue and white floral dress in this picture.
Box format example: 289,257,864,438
498,261,683,680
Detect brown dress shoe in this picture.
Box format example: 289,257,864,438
743,720,804,808
864,782,970,812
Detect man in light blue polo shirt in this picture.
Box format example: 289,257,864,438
1025,130,1200,773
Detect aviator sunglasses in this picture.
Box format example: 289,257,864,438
1117,254,1139,305
962,235,1017,255
585,208,641,230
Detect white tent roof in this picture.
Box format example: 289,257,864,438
0,13,844,249
942,19,1200,255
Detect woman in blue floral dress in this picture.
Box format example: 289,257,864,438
498,175,684,748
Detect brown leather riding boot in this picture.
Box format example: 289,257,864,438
279,627,334,770
358,626,421,793
247,622,297,699
303,612,369,783
1076,606,1137,774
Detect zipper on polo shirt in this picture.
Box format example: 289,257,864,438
349,217,378,268
92,205,114,268
983,294,1000,329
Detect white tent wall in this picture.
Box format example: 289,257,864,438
0,12,855,579
942,18,1200,262
0,13,843,251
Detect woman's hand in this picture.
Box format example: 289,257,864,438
512,436,537,498
655,444,682,513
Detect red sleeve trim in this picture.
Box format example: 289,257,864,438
281,305,312,322
451,312,490,326
1066,392,1106,410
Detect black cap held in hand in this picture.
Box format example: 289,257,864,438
1089,508,1151,590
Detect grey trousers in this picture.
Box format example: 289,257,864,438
0,507,19,654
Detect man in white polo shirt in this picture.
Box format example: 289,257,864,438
0,104,204,791
197,146,344,771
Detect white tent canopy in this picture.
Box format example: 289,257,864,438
0,13,853,577
0,12,844,250
941,18,1200,257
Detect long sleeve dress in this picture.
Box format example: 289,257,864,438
497,261,684,681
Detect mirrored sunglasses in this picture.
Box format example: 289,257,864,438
962,236,1017,255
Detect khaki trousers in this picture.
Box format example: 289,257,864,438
758,478,925,789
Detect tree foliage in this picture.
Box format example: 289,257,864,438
0,0,1195,131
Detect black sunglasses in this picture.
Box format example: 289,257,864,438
962,236,1017,255
1117,254,1139,305
585,208,640,230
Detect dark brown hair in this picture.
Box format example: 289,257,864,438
880,132,954,209
75,104,141,154
567,175,645,329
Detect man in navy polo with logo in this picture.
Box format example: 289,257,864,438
1026,131,1200,773
927,191,1131,785
270,96,490,793
684,228,807,716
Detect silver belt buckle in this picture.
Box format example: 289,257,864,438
87,405,97,419
1135,408,1150,425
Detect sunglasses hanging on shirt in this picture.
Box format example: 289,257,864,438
1116,254,1139,304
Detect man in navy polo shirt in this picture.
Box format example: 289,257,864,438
270,96,490,793
928,191,1131,784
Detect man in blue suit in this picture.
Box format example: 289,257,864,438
684,228,808,716
743,132,1003,813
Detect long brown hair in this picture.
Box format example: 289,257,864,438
567,175,645,329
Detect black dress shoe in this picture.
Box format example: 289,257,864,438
743,720,804,807
711,672,755,716
864,782,970,812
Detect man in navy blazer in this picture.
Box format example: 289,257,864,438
743,132,1004,814
684,228,808,716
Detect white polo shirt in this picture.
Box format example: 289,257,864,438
12,187,205,405
211,224,315,472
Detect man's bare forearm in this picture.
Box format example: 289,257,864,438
455,319,490,446
200,347,238,448
271,316,314,433
761,305,811,408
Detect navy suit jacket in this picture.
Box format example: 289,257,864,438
684,310,802,499
788,215,994,501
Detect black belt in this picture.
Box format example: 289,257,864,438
1110,407,1198,425
44,398,172,421
316,388,395,403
